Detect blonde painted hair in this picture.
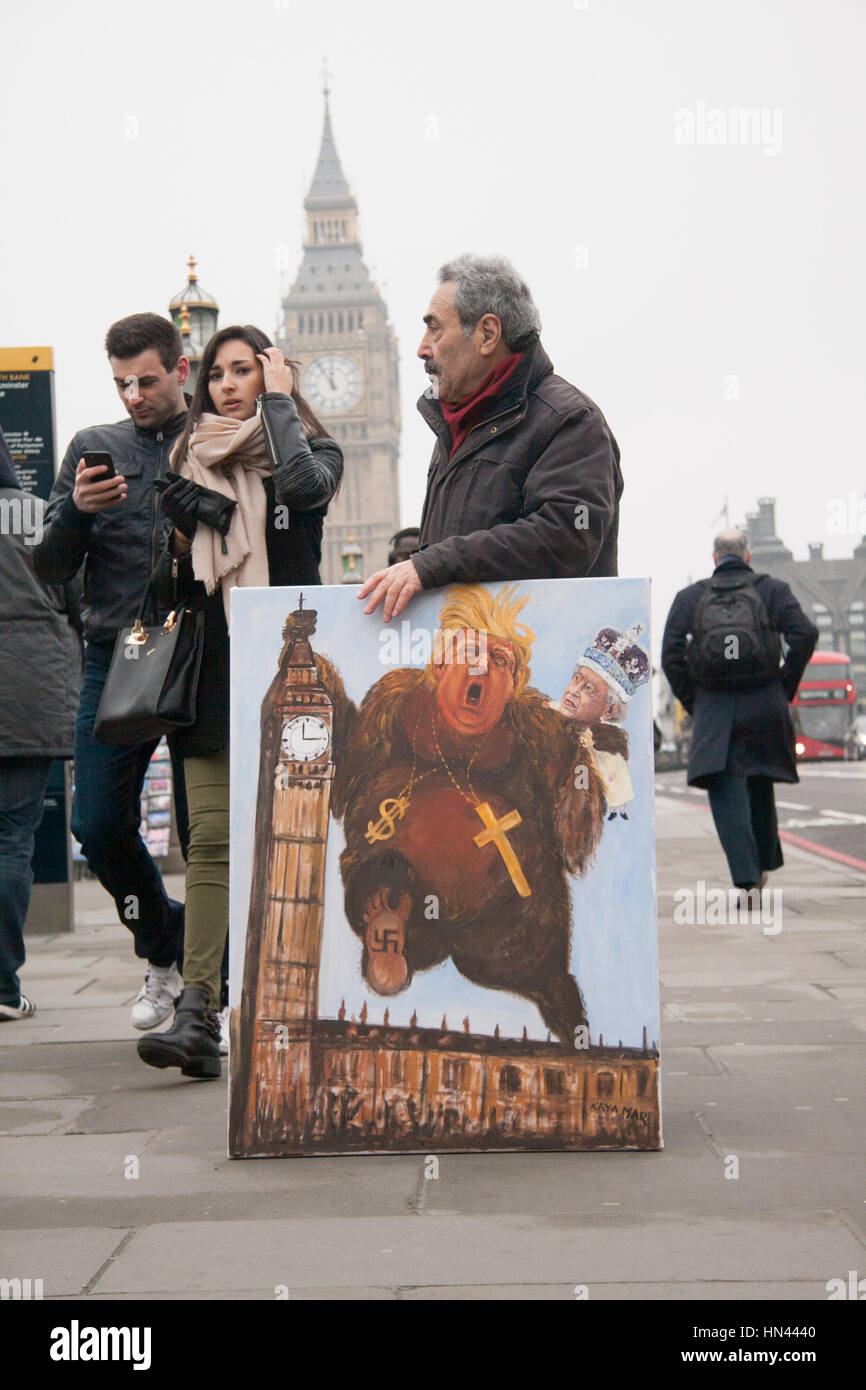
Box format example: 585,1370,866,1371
429,584,535,696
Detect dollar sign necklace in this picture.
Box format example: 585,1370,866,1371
364,707,429,843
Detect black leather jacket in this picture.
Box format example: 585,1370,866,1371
33,404,190,644
33,392,340,647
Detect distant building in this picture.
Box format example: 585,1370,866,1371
276,82,401,585
168,255,219,391
742,497,866,703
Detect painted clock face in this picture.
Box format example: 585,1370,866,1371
303,354,362,415
280,715,330,763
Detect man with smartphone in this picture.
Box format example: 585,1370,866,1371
34,314,193,1032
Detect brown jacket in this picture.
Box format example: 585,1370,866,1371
413,339,622,588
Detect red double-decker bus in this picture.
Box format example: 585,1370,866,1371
792,651,856,760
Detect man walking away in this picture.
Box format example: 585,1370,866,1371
33,314,192,1030
0,428,83,1018
662,528,818,892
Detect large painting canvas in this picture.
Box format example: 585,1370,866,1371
228,577,661,1157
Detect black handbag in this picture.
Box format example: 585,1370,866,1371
93,577,204,747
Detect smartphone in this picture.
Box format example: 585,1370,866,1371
82,450,116,480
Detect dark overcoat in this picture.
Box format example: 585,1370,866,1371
413,339,622,585
0,480,82,759
661,557,818,788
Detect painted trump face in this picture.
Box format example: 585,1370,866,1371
433,631,517,737
560,665,610,727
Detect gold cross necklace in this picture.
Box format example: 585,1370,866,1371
430,709,532,898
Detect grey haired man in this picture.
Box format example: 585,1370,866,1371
359,253,623,621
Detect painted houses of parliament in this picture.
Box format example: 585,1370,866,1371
168,88,401,586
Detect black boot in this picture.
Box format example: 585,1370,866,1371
137,987,222,1079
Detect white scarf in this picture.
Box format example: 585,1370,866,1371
173,412,272,630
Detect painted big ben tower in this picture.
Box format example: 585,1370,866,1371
277,76,401,585
230,596,334,1156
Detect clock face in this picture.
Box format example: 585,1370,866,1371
280,715,330,763
303,354,362,415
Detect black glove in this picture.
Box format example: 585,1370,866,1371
155,472,237,539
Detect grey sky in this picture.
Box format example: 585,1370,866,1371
2,0,863,649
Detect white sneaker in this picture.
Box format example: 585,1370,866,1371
0,994,36,1021
218,1005,229,1056
131,964,183,1031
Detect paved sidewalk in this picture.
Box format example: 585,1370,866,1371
2,792,864,1301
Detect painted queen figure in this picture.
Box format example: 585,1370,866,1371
550,622,650,820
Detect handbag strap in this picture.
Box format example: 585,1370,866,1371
130,541,194,636
134,576,159,628
128,565,171,635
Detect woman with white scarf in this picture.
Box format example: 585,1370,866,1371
137,325,342,1080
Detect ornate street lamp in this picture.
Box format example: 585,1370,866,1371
340,534,363,584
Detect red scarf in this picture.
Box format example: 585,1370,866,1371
440,353,523,458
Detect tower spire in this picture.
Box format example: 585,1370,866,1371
306,77,352,209
276,70,403,586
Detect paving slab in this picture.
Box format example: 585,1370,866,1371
0,1096,98,1136
51,1279,833,1299
655,1047,723,1076
68,1287,396,1300
0,1226,129,1297
397,1279,828,1300
17,1008,150,1044
92,1213,865,1295
15,957,110,978
0,1132,158,1198
12,982,134,1011
56,1073,227,1136
0,1022,62,1046
0,1072,83,1100
707,1043,843,1072
0,1040,142,1072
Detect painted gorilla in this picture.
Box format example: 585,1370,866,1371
316,585,609,1047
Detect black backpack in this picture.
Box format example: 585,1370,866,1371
687,571,781,690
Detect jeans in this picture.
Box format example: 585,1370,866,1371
705,772,784,888
0,756,54,1005
71,640,189,967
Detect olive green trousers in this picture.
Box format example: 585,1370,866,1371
181,746,229,1010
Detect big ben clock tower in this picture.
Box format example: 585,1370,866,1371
230,596,335,1155
277,77,401,585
